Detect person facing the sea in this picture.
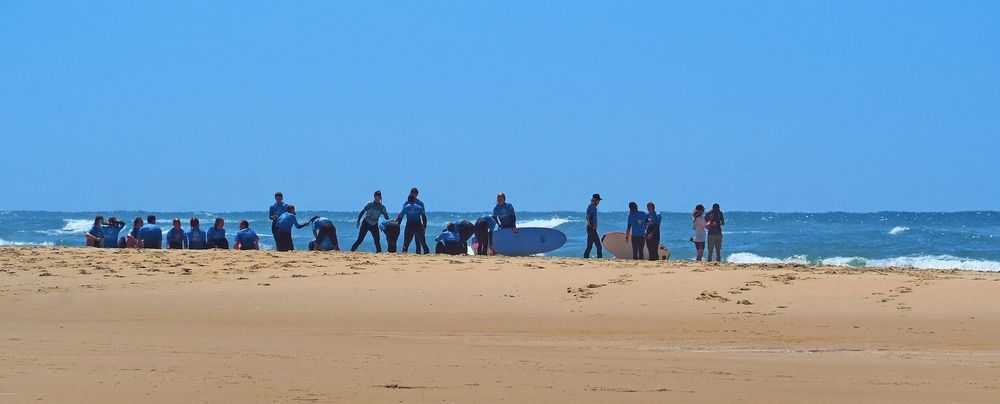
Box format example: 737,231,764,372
492,193,517,232
646,202,662,260
269,192,288,248
275,205,314,251
309,216,340,251
85,216,105,247
625,202,648,260
396,194,429,254
126,217,143,248
473,216,496,255
138,215,163,249
102,217,126,248
165,218,187,249
206,217,229,249
456,220,475,251
705,203,725,262
187,218,207,249
352,190,390,253
584,194,602,259
233,220,259,250
692,204,707,261
380,220,401,253
435,222,463,255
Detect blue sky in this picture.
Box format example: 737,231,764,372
1,1,997,212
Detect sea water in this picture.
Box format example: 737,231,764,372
1,211,998,272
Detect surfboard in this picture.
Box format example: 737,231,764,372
491,228,567,256
601,232,670,260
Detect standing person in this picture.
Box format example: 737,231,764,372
85,216,105,247
275,205,314,251
705,203,725,263
409,187,425,208
126,217,143,248
380,220,400,253
472,216,496,255
165,218,187,249
187,218,207,249
625,202,648,260
645,202,662,260
309,216,340,251
396,194,428,254
138,215,163,249
584,194,602,258
206,217,229,249
351,190,390,252
692,204,707,261
492,193,518,232
269,192,288,248
233,220,260,250
102,217,126,249
405,188,430,253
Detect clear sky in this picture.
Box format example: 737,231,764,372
1,1,997,212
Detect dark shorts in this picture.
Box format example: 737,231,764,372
694,241,705,249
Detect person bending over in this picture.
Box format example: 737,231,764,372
275,205,315,251
380,220,400,253
435,222,464,255
309,217,340,251
472,216,496,255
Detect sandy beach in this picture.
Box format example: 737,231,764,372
1,247,998,402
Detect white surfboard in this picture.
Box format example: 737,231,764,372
601,232,670,260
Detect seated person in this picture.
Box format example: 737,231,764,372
138,215,162,249
125,217,143,248
233,220,259,250
165,218,187,249
206,217,229,249
187,217,207,250
102,217,126,249
85,216,105,247
434,222,464,255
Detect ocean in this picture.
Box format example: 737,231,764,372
1,210,998,272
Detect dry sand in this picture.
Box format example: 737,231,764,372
1,247,998,403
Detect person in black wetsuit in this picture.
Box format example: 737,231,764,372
472,216,496,255
456,220,474,251
381,220,401,253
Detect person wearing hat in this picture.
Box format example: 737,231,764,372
584,194,603,258
351,190,390,252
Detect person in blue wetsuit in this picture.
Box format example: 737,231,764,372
351,191,390,253
584,194,603,259
101,217,126,249
86,216,105,247
308,216,340,251
165,218,187,249
396,194,429,254
625,202,647,260
409,187,425,209
206,217,229,249
456,220,474,249
435,222,463,255
125,217,143,248
138,215,163,249
269,192,288,250
380,220,400,253
472,216,496,255
187,217,207,250
492,193,517,232
233,220,259,250
275,205,316,251
645,202,662,260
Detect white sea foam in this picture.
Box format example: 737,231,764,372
726,253,809,265
889,226,910,235
0,238,54,246
823,255,1000,272
517,217,577,228
37,219,96,236
729,252,1000,272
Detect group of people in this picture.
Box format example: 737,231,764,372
83,189,724,261
583,194,725,261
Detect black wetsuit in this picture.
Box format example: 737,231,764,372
383,221,400,253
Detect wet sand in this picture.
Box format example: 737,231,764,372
1,247,998,402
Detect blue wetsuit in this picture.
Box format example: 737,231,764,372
275,212,310,251
165,227,187,249
206,227,228,249
234,228,259,250
492,203,516,229
626,211,648,260
397,203,428,254
102,223,126,248
138,224,163,249
584,203,601,258
187,227,207,249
